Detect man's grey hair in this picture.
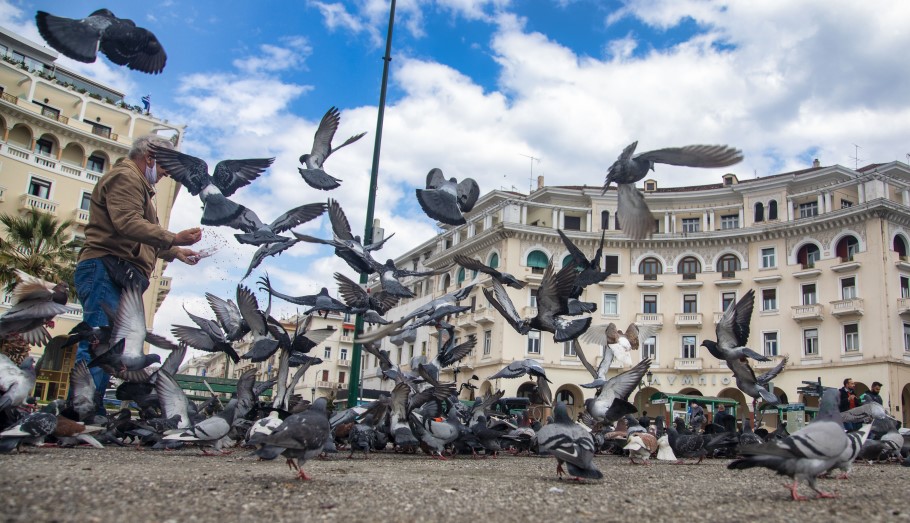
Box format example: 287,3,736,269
129,134,174,161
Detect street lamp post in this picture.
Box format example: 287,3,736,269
311,387,315,402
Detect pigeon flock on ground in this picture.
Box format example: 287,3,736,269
0,7,908,502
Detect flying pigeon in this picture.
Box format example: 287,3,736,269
0,355,36,412
701,289,770,363
258,277,349,317
452,254,526,289
535,401,602,480
36,9,167,74
602,141,743,240
204,292,250,342
298,107,367,190
164,400,237,454
88,286,163,372
415,168,480,225
250,397,332,480
0,270,72,346
236,285,279,363
292,199,391,274
729,388,849,501
585,358,652,425
557,229,612,294
170,306,241,364
334,272,399,317
726,355,789,411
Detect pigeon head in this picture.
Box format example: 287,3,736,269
51,283,69,303
143,354,162,366
18,356,35,371
299,153,310,164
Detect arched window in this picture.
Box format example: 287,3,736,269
768,200,778,220
678,256,701,277
488,252,499,269
440,273,451,290
894,236,909,258
754,202,765,223
556,389,575,405
717,254,741,275
639,257,662,280
796,244,821,268
600,210,610,230
527,250,549,274
456,267,466,286
835,235,859,261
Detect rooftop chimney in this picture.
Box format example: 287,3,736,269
537,175,544,190
812,158,821,168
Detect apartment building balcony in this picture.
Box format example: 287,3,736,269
674,358,703,371
831,259,861,273
898,297,910,315
336,359,351,368
674,313,703,328
316,380,345,390
713,312,724,324
753,355,787,369
18,193,57,215
829,298,864,317
72,208,90,225
473,307,496,324
522,306,538,317
635,313,664,329
791,303,824,322
339,334,354,344
455,312,475,328
155,276,171,310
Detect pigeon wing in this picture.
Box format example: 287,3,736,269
205,293,246,340
602,358,651,400
267,202,327,233
309,107,341,167
617,183,656,240
456,178,480,212
154,370,191,429
482,281,523,332
415,189,464,225
35,11,104,63
327,199,355,241
572,340,599,379
109,286,147,358
212,158,274,197
557,229,588,267
636,144,743,168
170,325,217,351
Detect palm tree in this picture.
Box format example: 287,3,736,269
0,210,81,299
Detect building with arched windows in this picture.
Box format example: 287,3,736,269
360,160,910,427
0,28,184,401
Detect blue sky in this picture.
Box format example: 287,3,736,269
3,0,910,347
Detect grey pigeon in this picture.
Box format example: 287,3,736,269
453,254,526,289
370,258,448,299
164,400,237,454
415,168,480,225
701,289,770,363
347,414,378,459
88,285,161,372
0,412,57,453
823,423,871,478
728,388,848,501
154,369,191,429
298,107,366,190
233,202,327,246
171,306,241,364
483,263,591,343
585,358,652,424
0,355,36,412
409,408,461,460
236,285,279,363
292,199,390,274
389,382,418,450
602,141,743,240
242,237,300,280
535,401,601,479
726,355,788,410
36,9,167,73
250,397,331,480
0,270,72,346
557,229,612,293
334,272,399,317
488,359,549,381
259,278,349,317
67,361,96,422
204,292,250,342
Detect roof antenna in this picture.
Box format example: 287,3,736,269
519,153,540,193
849,144,862,170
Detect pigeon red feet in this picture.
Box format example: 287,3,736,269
297,468,313,481
786,482,809,501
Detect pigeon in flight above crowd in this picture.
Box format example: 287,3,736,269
602,141,743,240
36,9,167,74
702,289,770,363
415,168,480,225
293,199,391,274
298,107,367,190
0,270,72,346
453,254,526,289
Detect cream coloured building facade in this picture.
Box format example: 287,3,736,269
0,27,184,400
361,159,910,427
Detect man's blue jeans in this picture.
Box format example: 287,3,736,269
73,258,121,412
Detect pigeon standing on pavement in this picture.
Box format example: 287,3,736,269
298,107,366,190
415,168,480,225
0,411,57,453
36,9,167,74
602,141,743,239
164,400,237,454
250,397,331,480
535,401,602,480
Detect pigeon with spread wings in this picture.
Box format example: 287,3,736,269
701,289,770,363
415,168,480,226
293,199,391,274
0,270,73,346
453,254,525,289
298,107,367,190
557,229,612,294
603,142,743,240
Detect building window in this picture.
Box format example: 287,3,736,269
603,255,619,275
904,324,910,352
639,257,662,280
768,200,778,220
339,371,346,383
681,218,700,233
483,330,492,356
456,267,466,286
644,181,657,191
835,235,859,261
681,336,697,359
902,277,910,299
408,344,414,361
642,336,657,360
720,214,739,229
798,201,818,218
721,292,736,311
527,330,541,354
801,283,817,305
841,277,856,300
527,250,548,274
529,288,538,308
754,202,765,222
678,256,701,276
323,347,331,360
803,328,819,356
602,293,618,315
28,177,52,199
797,244,821,268
761,247,776,268
488,252,499,268
87,155,105,173
717,254,740,275
600,210,610,230
564,215,581,230
79,192,91,211
34,138,52,156
843,324,860,352
563,341,576,357
340,348,348,361
763,332,779,356
321,370,329,382
841,199,853,208
761,288,777,311
682,294,697,313
421,341,427,356
643,294,657,314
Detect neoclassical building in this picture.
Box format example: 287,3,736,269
0,27,184,400
360,159,910,427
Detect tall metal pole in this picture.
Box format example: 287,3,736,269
348,0,396,407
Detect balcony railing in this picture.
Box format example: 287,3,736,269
522,306,538,317
682,273,697,280
674,313,703,327
721,271,735,279
339,335,354,343
754,355,786,369
473,307,496,324
1,91,18,104
635,313,664,328
898,297,910,315
18,193,58,215
829,298,864,317
336,359,351,367
674,358,703,371
713,312,724,324
316,380,344,389
791,303,824,322
72,208,90,224
643,273,658,281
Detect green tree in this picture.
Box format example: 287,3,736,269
0,210,81,299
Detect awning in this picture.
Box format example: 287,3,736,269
649,392,740,408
